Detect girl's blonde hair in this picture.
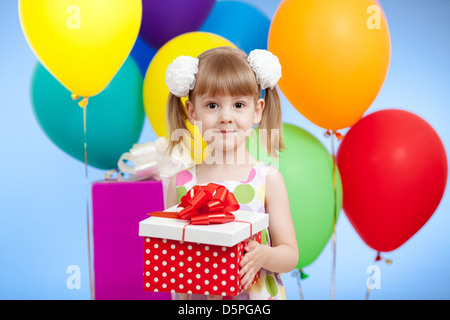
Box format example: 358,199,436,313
166,46,284,157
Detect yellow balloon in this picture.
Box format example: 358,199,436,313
143,31,236,163
19,0,142,97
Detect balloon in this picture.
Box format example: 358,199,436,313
31,57,145,170
248,123,343,269
268,0,391,130
199,1,270,54
336,109,448,252
143,31,236,163
19,0,142,97
139,0,215,49
130,36,157,78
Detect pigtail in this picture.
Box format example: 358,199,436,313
166,93,191,153
259,87,285,158
247,48,283,158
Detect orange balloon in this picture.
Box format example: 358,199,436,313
268,0,391,130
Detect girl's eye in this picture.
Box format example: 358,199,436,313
206,102,219,109
234,102,245,109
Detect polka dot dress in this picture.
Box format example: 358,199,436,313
174,161,286,300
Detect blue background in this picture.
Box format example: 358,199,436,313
1,0,449,299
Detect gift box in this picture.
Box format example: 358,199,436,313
138,202,269,296
92,180,171,300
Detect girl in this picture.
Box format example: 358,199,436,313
165,46,298,300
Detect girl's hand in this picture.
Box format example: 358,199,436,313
238,241,267,291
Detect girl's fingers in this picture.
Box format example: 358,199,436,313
244,241,259,252
240,242,262,289
239,258,250,277
240,269,256,290
239,258,257,289
239,250,255,275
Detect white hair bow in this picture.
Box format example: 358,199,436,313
247,49,282,90
165,55,199,97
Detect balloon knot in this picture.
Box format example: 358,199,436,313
71,93,89,108
78,97,89,108
324,130,344,140
291,269,309,280
375,251,392,265
300,269,309,280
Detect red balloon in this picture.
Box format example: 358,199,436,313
336,109,447,252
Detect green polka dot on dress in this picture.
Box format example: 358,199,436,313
265,275,279,297
233,184,255,204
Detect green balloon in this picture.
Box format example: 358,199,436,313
31,57,145,170
248,123,343,269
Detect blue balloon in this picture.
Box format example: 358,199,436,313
130,36,157,77
200,1,270,54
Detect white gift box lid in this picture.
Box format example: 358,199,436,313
139,205,269,247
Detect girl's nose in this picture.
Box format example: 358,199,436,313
219,107,233,124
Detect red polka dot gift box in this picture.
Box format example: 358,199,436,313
138,201,269,297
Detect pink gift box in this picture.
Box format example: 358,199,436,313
92,180,171,300
139,205,269,296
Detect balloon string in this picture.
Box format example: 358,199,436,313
365,270,374,300
74,94,95,300
331,130,338,300
292,269,306,300
324,129,344,300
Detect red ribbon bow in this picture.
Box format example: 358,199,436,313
178,183,239,225
151,183,240,225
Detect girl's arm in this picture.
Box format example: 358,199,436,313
239,167,299,290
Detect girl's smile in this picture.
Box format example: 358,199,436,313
218,129,237,134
